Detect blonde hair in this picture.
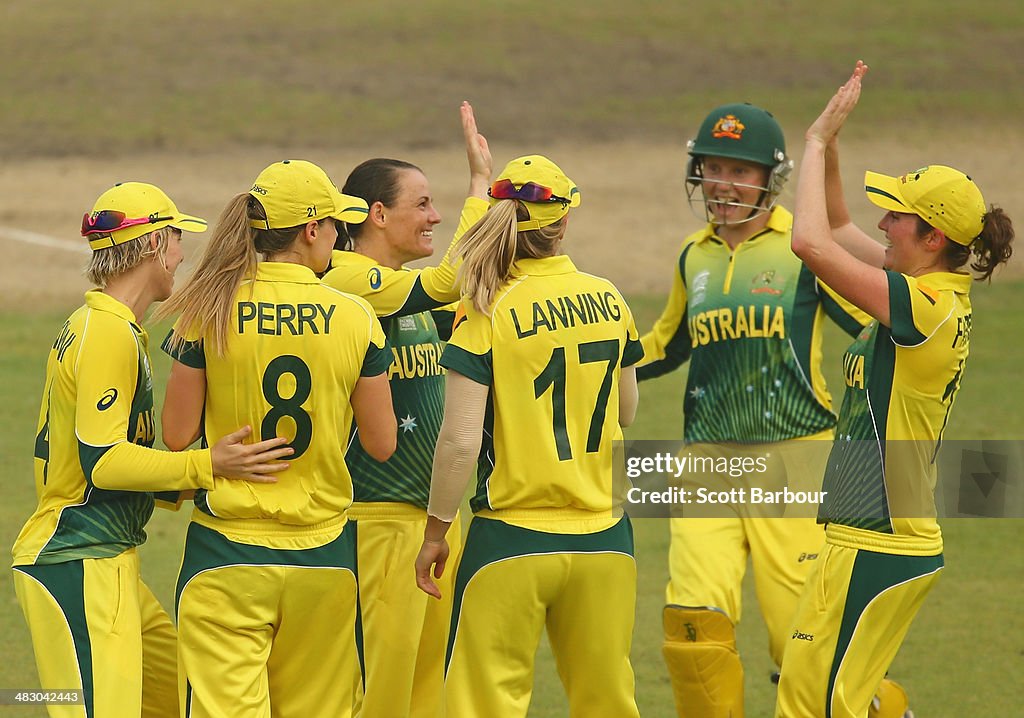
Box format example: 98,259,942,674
85,227,172,287
156,194,305,356
456,200,564,315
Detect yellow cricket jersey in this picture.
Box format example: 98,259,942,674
13,291,214,567
162,262,391,543
821,271,973,555
440,256,644,530
639,207,868,442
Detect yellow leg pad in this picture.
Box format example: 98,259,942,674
662,605,745,718
869,678,911,718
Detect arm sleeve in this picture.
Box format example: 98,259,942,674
887,271,955,346
818,279,872,338
620,296,645,368
161,329,205,368
426,372,489,522
430,301,460,342
361,303,393,376
74,316,214,493
438,300,494,385
637,248,691,380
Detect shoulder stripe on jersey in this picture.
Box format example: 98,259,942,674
887,272,928,346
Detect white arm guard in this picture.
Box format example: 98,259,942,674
427,371,489,522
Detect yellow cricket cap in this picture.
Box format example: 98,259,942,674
865,165,986,246
85,182,206,251
491,155,581,231
248,160,368,230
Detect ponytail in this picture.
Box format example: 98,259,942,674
457,201,519,315
970,206,1014,281
156,194,260,356
457,200,565,315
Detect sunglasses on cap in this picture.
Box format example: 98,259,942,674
488,179,570,204
81,210,174,237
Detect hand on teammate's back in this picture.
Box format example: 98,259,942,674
209,425,293,483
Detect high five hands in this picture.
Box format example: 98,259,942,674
806,60,869,147
462,101,493,199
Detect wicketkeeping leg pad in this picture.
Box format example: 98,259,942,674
662,604,745,718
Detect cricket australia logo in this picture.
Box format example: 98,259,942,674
751,270,783,296
712,114,745,140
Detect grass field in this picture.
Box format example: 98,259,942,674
2,283,1022,717
1,1,1023,715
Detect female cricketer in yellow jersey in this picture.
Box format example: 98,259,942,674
157,160,398,718
638,101,869,718
12,182,292,718
415,156,645,718
320,101,491,718
775,62,1014,718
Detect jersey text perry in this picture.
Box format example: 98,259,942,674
237,302,335,336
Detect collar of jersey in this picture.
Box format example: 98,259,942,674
329,249,412,273
511,255,577,276
698,205,793,245
329,249,373,269
254,261,321,284
84,288,137,323
910,270,973,295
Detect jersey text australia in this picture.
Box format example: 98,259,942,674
638,207,867,443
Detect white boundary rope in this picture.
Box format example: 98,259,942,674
1,226,90,254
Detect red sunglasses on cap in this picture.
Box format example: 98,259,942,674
488,179,569,204
81,210,173,237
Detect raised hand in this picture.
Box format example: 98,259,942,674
807,60,869,146
210,425,293,484
462,100,493,198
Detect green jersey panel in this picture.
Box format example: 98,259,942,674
821,271,972,554
348,311,446,507
441,256,643,516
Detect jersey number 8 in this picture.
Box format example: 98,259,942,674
261,355,313,459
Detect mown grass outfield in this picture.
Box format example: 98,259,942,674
1,1,1022,716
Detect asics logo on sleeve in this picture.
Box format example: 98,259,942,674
97,388,119,411
368,267,382,290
